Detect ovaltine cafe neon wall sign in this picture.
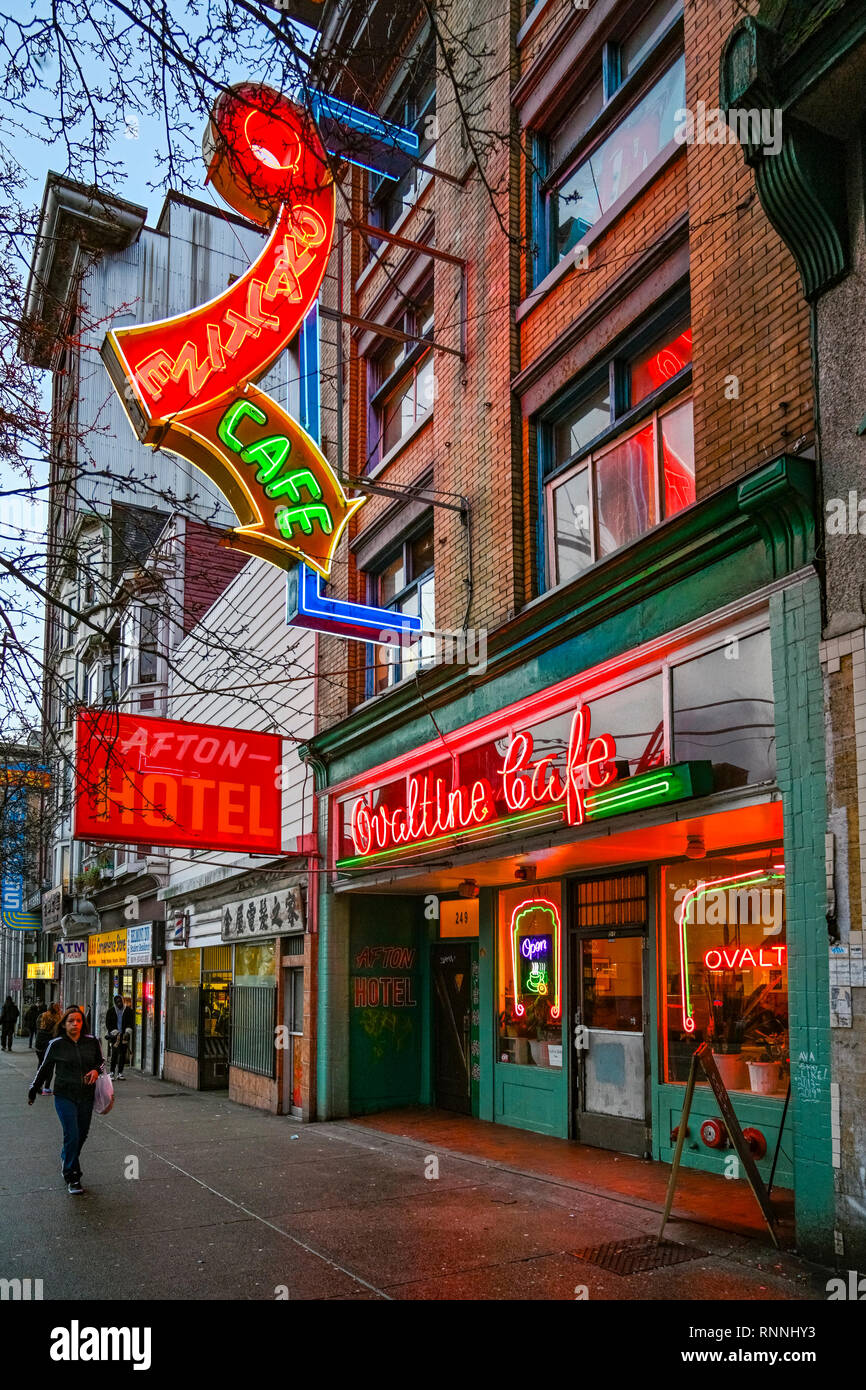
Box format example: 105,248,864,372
102,84,363,577
341,704,713,867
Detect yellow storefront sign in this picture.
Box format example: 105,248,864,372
88,930,127,968
26,961,55,980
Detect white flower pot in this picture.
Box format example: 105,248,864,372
747,1060,782,1095
712,1052,748,1092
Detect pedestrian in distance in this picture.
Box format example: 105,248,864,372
23,1001,40,1047
105,993,134,1078
34,1003,62,1092
1,994,19,1051
28,1006,105,1195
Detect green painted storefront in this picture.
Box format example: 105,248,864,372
304,457,834,1262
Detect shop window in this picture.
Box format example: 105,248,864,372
588,675,665,774
498,881,563,1069
672,629,775,789
538,39,685,278
543,316,694,587
234,940,276,987
170,947,201,985
366,523,436,695
368,37,436,236
661,849,788,1096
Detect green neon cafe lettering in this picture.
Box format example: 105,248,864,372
265,468,322,502
277,504,334,538
217,399,268,451
241,434,292,480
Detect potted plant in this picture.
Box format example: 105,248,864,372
747,1030,787,1095
705,977,770,1092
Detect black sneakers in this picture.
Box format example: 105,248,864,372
67,1181,84,1195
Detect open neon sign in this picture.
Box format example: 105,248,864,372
509,901,561,1021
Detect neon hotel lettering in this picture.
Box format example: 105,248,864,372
350,707,617,856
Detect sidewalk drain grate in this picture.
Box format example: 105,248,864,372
571,1235,706,1276
145,1092,191,1099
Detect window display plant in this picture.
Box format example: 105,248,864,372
705,976,771,1054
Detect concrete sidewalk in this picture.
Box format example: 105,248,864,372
0,1051,831,1301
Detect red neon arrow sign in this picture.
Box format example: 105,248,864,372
101,84,362,578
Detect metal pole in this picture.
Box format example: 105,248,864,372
657,1049,700,1243
767,1082,791,1197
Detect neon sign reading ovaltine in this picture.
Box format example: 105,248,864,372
350,707,618,857
341,703,714,867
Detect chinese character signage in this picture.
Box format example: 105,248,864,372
221,885,304,942
74,710,283,855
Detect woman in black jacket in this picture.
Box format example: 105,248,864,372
28,1006,104,1194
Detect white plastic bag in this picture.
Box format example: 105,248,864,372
93,1069,115,1115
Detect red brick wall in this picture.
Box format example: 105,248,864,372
180,519,247,635
685,0,814,496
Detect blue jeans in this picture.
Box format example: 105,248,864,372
54,1094,94,1182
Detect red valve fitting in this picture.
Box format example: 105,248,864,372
700,1117,727,1149
743,1127,767,1159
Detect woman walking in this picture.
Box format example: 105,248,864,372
28,1006,104,1194
34,1003,61,1093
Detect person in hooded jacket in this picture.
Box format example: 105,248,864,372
28,1005,104,1194
1,995,19,1050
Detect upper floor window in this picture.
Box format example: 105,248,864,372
534,0,684,280
541,314,694,588
368,287,434,469
369,37,436,235
119,604,161,691
366,524,436,695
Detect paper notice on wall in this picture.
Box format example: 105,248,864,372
849,933,864,988
830,985,853,1028
547,1044,563,1068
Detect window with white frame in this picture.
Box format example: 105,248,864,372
533,0,684,281
541,309,694,588
119,604,161,691
365,523,436,695
368,285,434,469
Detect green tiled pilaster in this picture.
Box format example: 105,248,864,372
770,576,835,1259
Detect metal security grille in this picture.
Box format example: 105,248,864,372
575,872,647,929
230,985,277,1078
166,985,201,1058
571,1235,705,1276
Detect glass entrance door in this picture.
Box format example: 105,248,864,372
572,873,649,1156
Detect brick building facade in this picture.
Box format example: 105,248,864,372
301,0,842,1265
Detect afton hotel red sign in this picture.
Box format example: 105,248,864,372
75,711,283,854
